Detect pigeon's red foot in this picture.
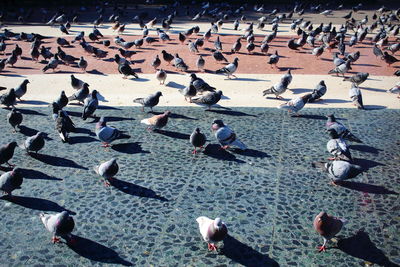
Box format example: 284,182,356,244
330,180,340,186
208,243,217,251
101,143,111,148
7,162,15,167
192,149,197,154
104,180,111,187
317,245,326,252
220,145,229,150
327,157,336,161
52,236,61,243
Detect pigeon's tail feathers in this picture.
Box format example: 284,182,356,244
67,95,76,101
311,161,327,170
133,98,144,105
140,118,150,125
262,87,274,96
232,139,247,150
42,65,50,72
328,68,337,74
93,165,100,175
59,132,67,143
347,133,362,143
215,68,227,74
343,77,350,81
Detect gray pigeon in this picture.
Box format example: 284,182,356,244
42,54,60,72
7,108,23,131
22,132,45,154
190,128,206,154
191,90,223,110
179,84,197,102
0,168,23,196
94,158,119,186
328,60,351,76
215,57,239,79
308,80,327,102
78,56,88,72
14,79,30,100
0,142,18,167
55,110,75,143
68,83,90,104
0,88,17,108
349,85,364,109
82,90,98,120
40,211,75,244
343,72,369,87
95,117,121,147
313,160,363,185
326,114,362,143
188,40,199,53
263,79,290,99
278,94,312,116
327,129,352,161
333,53,345,67
155,69,167,85
151,55,161,70
214,36,222,51
190,74,216,94
133,91,162,112
268,51,279,68
173,54,188,72
196,55,205,72
211,119,247,150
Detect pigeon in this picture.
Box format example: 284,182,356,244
133,91,163,112
308,81,327,102
55,110,75,143
95,117,122,147
114,54,130,66
78,57,88,72
12,44,22,58
188,40,199,53
328,60,351,76
211,119,247,150
30,47,40,62
288,38,302,50
0,142,18,167
118,48,136,59
212,51,228,63
326,114,362,143
196,216,228,251
317,160,363,185
42,54,60,72
151,55,161,70
0,88,17,108
191,90,223,110
40,211,75,244
13,79,30,101
263,79,290,99
333,53,345,67
53,90,68,109
82,90,99,120
155,69,167,85
312,45,324,58
140,111,171,131
7,108,23,132
278,94,312,116
22,132,45,154
144,36,158,45
388,82,400,98
0,168,23,196
386,43,400,55
0,58,6,71
196,55,205,72
214,36,222,51
349,85,364,109
118,63,139,79
190,128,206,154
161,50,174,65
373,44,383,58
345,51,360,63
173,54,188,72
179,84,197,102
382,52,399,66
268,51,280,68
231,38,242,53
343,72,369,87
194,38,204,49
215,57,239,79
246,41,255,54
6,50,18,67
178,32,186,44
314,212,346,252
327,129,352,161
94,158,119,186
190,74,216,94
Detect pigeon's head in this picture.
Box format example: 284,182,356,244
61,90,66,96
233,57,239,62
9,88,15,94
190,73,197,80
11,167,21,175
97,116,107,128
92,90,98,97
114,54,120,60
316,212,329,223
8,141,18,149
214,218,223,230
23,79,30,84
320,80,326,86
109,158,118,165
83,83,89,89
161,50,167,54
118,48,124,53
327,114,336,122
156,91,163,97
36,132,46,138
194,127,201,133
163,110,171,117
212,119,224,130
51,101,60,112
216,90,223,96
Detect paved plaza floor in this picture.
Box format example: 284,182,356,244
0,106,399,266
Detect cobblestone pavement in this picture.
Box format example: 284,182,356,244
0,106,399,266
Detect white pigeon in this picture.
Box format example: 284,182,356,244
215,57,239,79
196,216,228,251
211,119,247,150
40,211,75,244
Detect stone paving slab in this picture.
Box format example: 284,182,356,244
0,106,399,266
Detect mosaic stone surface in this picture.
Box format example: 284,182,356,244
0,106,399,266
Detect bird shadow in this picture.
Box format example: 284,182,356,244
206,109,257,117
289,88,313,94
30,153,88,170
220,235,279,267
297,114,327,120
96,105,121,110
19,125,39,137
69,136,98,144
19,168,63,181
226,77,268,82
109,178,168,201
154,129,190,140
0,73,26,77
87,69,106,75
231,148,270,158
150,111,198,120
165,81,185,89
17,108,46,116
317,99,351,104
354,63,380,67
0,195,75,214
339,181,398,195
203,144,246,163
349,145,382,154
278,67,303,71
67,235,132,266
19,100,49,105
359,87,387,93
352,158,385,170
132,77,150,82
111,142,150,154
90,116,134,123
336,230,397,267
74,127,96,136
364,105,386,110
